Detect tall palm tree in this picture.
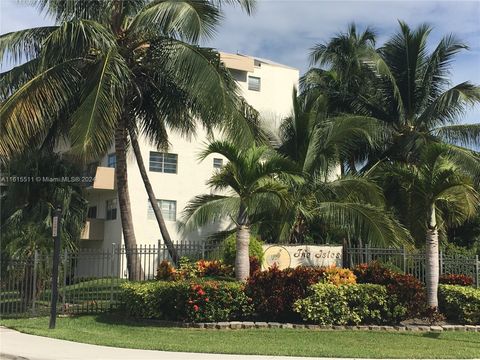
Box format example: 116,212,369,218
376,144,479,308
361,22,480,167
181,141,300,281
0,0,257,278
269,89,400,245
303,23,379,173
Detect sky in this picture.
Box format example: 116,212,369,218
1,0,479,123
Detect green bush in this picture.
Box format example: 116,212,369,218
120,280,253,322
294,283,406,325
438,284,480,324
223,234,264,266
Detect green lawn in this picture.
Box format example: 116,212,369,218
1,315,479,358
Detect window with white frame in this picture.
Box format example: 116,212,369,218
148,199,177,221
213,158,223,169
149,152,178,173
248,76,261,91
106,199,117,220
107,153,116,168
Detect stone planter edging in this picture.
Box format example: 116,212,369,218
148,320,480,332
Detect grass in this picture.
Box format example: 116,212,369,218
1,315,480,358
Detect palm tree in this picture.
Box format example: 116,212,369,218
269,89,402,246
0,0,257,278
302,23,379,173
181,141,300,281
376,144,479,308
361,22,480,167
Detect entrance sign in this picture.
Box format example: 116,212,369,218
262,245,342,270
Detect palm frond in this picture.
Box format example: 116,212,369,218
68,49,130,162
180,194,239,234
433,123,480,148
128,0,221,42
0,58,39,100
0,59,84,161
417,82,480,128
0,26,57,66
315,202,412,247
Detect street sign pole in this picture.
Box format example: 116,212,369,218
49,205,62,329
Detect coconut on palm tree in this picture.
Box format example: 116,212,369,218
376,144,479,308
0,0,257,278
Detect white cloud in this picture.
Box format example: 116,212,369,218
1,0,478,122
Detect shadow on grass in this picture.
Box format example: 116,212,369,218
92,312,189,328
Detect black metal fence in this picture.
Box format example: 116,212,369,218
1,242,478,317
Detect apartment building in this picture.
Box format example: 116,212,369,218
80,52,299,249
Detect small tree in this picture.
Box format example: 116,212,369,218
181,141,300,281
377,144,480,308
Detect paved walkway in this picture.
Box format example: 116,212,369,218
0,327,459,360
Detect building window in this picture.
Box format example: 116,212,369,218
149,152,178,173
213,158,223,169
248,76,261,91
107,153,116,168
106,199,117,220
87,206,97,219
148,199,177,221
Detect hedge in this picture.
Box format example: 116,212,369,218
120,280,253,322
294,283,407,325
438,284,480,325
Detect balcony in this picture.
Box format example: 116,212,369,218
81,218,105,241
87,166,115,191
220,52,254,72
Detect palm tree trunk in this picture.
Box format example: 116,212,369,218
115,120,144,281
128,129,180,265
235,203,250,281
425,205,439,308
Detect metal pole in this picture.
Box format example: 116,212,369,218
110,243,116,309
31,250,39,316
476,255,479,289
49,205,62,329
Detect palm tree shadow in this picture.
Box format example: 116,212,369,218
93,313,187,328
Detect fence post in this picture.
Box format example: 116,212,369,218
62,249,68,314
365,244,370,263
110,243,116,309
157,239,161,265
402,246,407,273
31,250,39,316
439,250,444,276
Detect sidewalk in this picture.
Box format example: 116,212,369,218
0,326,371,360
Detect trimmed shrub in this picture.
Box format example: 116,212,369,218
196,260,234,278
120,280,253,322
438,284,480,324
246,266,356,321
439,274,474,287
353,262,426,318
246,266,326,321
223,234,264,266
294,283,406,325
323,265,356,286
156,260,177,281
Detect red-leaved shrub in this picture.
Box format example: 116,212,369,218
439,274,474,286
353,261,426,318
245,266,326,321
